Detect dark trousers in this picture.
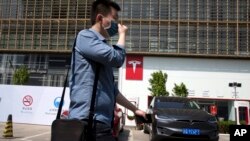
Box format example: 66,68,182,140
83,120,115,141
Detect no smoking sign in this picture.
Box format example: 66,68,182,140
23,95,33,106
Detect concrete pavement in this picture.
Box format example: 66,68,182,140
0,123,229,141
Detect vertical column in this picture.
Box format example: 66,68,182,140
197,0,199,54
31,0,35,49
38,0,44,50
236,0,239,55
149,0,152,51
75,0,78,35
158,0,161,52
187,0,190,53
168,0,170,52
177,0,180,53
128,0,132,51
48,0,53,49
247,0,249,55
216,0,219,54
0,14,2,49
0,0,2,48
22,0,28,50
14,0,19,49
56,0,62,50
226,0,229,55
139,0,142,51
7,0,13,49
206,0,209,54
65,0,70,50
84,0,88,28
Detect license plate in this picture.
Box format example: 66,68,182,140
182,128,200,135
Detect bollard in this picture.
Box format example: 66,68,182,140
2,114,13,138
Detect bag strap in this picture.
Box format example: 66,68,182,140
55,35,76,120
56,34,100,130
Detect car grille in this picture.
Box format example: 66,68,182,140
177,120,205,123
171,133,210,140
157,119,216,130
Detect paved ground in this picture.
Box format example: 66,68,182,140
0,123,229,141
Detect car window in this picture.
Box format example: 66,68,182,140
185,101,200,109
155,102,185,109
155,101,200,109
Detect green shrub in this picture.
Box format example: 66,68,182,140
240,120,246,125
218,120,235,133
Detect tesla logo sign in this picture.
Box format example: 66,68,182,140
210,105,217,116
126,56,143,80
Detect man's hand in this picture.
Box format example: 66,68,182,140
134,109,147,120
118,24,128,36
117,24,127,46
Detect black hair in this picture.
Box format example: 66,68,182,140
90,0,121,25
109,1,121,11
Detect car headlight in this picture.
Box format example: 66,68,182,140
207,117,217,123
155,115,173,121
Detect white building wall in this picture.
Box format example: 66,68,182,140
118,56,250,126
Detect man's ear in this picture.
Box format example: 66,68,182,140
96,14,103,23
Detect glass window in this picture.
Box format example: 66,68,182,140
208,26,217,54
27,74,44,86
228,25,237,55
198,0,207,20
150,0,159,19
239,26,248,55
238,107,248,124
189,25,197,53
48,55,70,69
190,0,198,20
239,0,248,21
159,25,168,52
180,1,188,20
179,26,188,53
0,73,2,84
140,24,149,52
218,25,227,54
209,0,217,20
132,0,141,19
159,0,169,19
168,25,177,53
218,0,227,21
155,101,200,109
170,0,178,20
0,55,3,70
228,0,237,21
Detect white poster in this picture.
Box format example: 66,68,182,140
0,85,70,125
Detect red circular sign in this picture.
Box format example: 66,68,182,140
23,95,33,106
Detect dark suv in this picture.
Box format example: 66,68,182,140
143,96,219,141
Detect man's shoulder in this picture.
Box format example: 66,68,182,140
78,29,95,37
78,29,105,41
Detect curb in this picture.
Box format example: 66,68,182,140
219,133,230,136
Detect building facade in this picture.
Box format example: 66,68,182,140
1,0,250,125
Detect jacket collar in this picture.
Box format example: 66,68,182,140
89,28,106,41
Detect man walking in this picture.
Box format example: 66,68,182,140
69,0,146,141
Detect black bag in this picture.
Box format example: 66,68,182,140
51,36,100,141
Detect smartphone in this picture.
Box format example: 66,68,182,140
135,114,152,124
